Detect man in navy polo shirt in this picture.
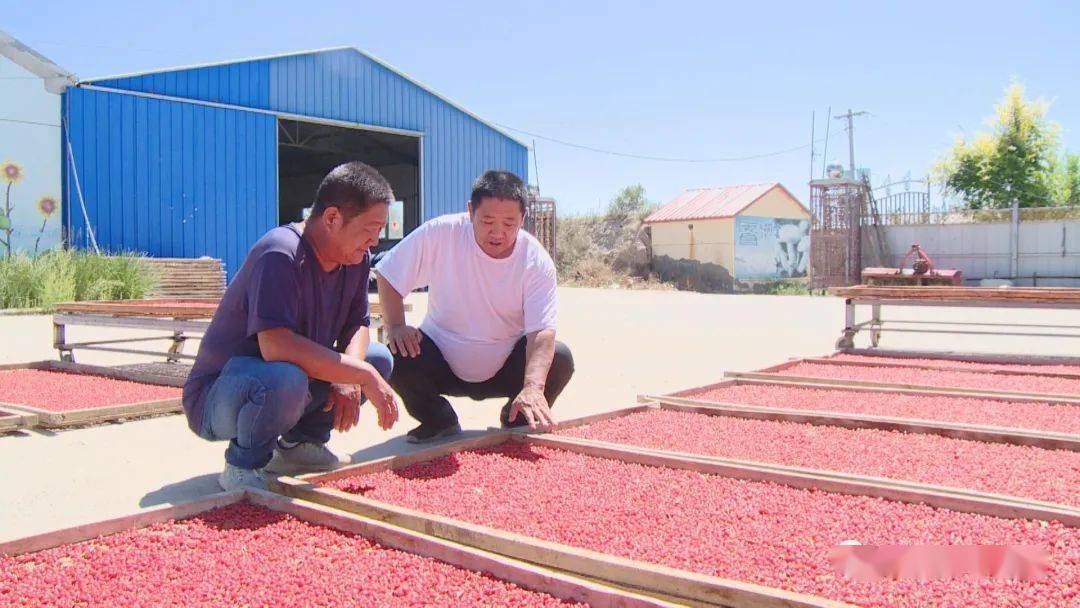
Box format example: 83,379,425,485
183,161,400,491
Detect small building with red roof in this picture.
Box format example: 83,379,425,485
644,182,810,283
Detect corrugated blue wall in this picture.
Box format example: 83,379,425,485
64,88,278,276
67,48,529,276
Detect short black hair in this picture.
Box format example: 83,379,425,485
469,170,528,214
311,161,394,219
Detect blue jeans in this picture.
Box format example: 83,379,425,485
197,342,393,469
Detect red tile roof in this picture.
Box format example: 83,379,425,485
644,182,804,223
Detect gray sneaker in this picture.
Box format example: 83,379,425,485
264,441,349,475
218,464,268,492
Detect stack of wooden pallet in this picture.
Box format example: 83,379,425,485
143,257,227,299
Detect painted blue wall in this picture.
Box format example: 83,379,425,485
66,48,528,276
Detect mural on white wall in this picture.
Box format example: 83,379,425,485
0,48,64,257
0,161,58,257
733,216,810,279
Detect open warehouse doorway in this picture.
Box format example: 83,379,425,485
278,118,420,252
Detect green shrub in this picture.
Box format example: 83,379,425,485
0,250,158,309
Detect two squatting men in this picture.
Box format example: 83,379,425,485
182,163,574,489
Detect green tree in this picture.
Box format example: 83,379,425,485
934,83,1060,209
1061,153,1080,207
604,184,652,224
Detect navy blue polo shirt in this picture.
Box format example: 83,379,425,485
181,224,371,434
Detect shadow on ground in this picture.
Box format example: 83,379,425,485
140,473,222,507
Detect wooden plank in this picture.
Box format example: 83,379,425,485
0,361,52,372
0,409,37,433
297,431,514,485
54,299,219,319
0,397,182,429
639,394,1080,451
0,489,674,608
807,356,1080,380
751,360,804,374
724,370,1080,404
273,478,850,608
52,302,406,324
242,490,679,608
521,434,1080,526
61,345,198,358
830,285,1080,303
841,347,1080,367
45,360,187,387
656,376,1080,409
547,404,658,432
53,313,211,333
0,491,246,555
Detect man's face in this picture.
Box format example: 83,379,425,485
469,197,524,259
323,202,388,265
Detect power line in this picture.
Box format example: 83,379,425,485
0,117,61,128
492,122,821,163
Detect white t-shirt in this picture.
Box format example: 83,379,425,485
374,213,558,382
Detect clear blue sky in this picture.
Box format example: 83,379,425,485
5,0,1079,214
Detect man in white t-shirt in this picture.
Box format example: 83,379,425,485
374,170,574,443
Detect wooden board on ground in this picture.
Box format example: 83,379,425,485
0,408,37,433
0,361,182,429
276,429,1080,607
840,347,1080,368
525,433,1080,526
549,404,657,432
805,355,1080,380
639,390,1080,452
47,359,189,387
0,489,672,608
725,367,1080,404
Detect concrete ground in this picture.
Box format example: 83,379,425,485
1,287,1077,542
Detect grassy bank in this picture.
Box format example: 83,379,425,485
0,250,157,309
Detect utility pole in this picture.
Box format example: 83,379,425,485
834,109,868,179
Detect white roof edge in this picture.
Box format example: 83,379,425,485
82,45,529,148
80,45,356,82
0,29,77,93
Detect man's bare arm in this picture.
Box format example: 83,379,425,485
507,329,557,429
376,273,422,357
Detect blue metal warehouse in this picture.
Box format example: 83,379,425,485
61,47,529,276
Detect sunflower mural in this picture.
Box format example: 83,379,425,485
0,160,24,259
34,195,58,254
0,160,61,256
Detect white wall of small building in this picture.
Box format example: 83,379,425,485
0,54,62,255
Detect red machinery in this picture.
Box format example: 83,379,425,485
860,244,963,286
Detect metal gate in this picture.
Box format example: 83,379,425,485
809,179,866,288
525,195,557,259
871,177,932,225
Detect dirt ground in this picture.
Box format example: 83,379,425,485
1,287,1076,541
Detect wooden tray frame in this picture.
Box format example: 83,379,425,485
0,361,182,429
274,425,1079,607
638,378,1080,451
0,408,37,433
728,358,1080,404
0,488,674,608
549,404,1079,519
275,432,851,608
